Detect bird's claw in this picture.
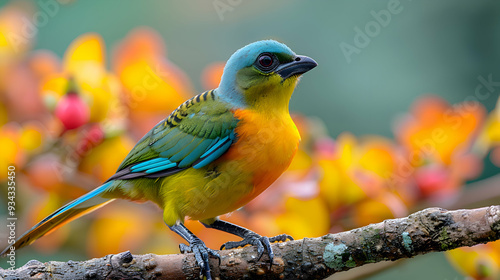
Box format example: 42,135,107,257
269,233,293,243
179,239,220,280
220,234,293,268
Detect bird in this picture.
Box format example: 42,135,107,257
1,39,317,279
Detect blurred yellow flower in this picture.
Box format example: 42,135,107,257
79,135,135,182
358,138,398,180
0,102,6,126
0,1,34,60
29,193,70,255
275,196,330,239
447,243,500,280
351,193,407,227
0,122,43,180
0,124,22,180
63,33,105,83
113,28,194,117
476,96,500,158
19,122,44,152
41,33,124,128
319,133,397,211
287,114,324,175
87,202,153,257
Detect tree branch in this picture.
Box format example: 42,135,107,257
333,174,500,280
2,206,500,280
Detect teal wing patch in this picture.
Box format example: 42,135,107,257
107,90,239,182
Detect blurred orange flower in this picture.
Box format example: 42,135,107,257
395,95,486,201
4,51,58,121
396,95,485,166
201,62,225,90
113,28,194,135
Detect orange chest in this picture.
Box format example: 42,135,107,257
224,109,300,189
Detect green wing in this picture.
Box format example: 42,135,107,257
107,90,239,181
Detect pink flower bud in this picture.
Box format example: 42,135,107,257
55,93,90,130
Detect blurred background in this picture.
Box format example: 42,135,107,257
0,0,499,279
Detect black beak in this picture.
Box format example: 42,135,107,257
276,55,318,80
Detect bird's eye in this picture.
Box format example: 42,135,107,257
255,53,278,72
259,54,273,67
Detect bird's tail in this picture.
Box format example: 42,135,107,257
1,181,116,256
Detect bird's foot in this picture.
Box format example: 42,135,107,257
179,239,220,280
221,233,293,266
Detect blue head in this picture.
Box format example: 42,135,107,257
217,40,317,111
